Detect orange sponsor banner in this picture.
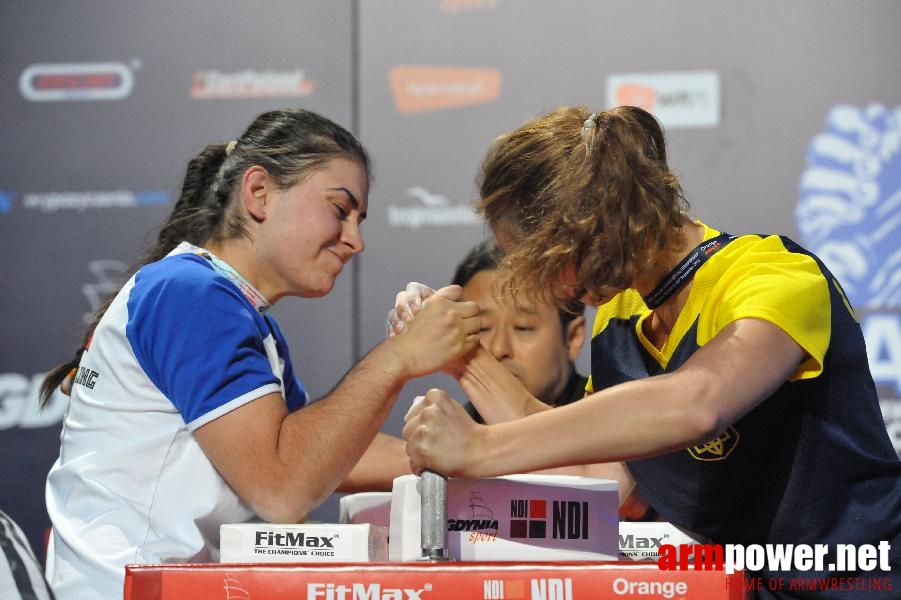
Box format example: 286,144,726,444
124,561,749,599
390,65,502,113
613,83,657,113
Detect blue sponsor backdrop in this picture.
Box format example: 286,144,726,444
1,0,899,567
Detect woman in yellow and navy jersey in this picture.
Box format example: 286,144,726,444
401,105,900,599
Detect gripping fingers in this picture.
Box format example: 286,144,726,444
464,332,481,352
387,282,436,337
431,284,462,301
403,395,426,423
394,291,416,322
401,422,424,474
402,389,461,475
390,282,438,334
399,282,435,318
407,281,436,305
386,309,403,337
461,313,482,346
458,300,481,318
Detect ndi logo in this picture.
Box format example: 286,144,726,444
510,499,547,539
509,500,588,540
531,578,572,600
483,578,525,599
797,103,901,453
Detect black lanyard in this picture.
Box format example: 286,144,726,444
642,232,736,309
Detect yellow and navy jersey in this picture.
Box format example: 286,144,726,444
588,223,901,587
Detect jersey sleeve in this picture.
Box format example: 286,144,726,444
126,257,283,428
706,236,832,381
264,314,308,413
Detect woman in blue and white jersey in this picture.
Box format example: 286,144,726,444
40,108,481,600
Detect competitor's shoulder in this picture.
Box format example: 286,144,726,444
127,253,252,322
696,219,821,269
140,251,214,280
599,289,646,319
593,289,645,337
134,253,223,294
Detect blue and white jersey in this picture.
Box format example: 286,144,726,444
46,242,308,600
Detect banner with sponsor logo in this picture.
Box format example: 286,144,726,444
123,561,749,600
0,0,357,562
796,103,901,442
354,0,901,482
1,0,900,579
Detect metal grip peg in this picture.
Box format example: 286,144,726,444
420,469,452,561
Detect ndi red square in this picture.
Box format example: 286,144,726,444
529,499,546,519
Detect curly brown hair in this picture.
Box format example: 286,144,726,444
476,105,688,307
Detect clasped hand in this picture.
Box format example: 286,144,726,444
387,281,479,378
387,282,481,378
389,282,485,477
402,389,481,477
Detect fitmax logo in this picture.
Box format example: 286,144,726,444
619,534,666,550
307,582,430,599
255,531,334,548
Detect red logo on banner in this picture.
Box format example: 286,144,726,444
614,83,657,112
19,62,135,102
390,65,501,113
189,69,314,99
510,499,546,539
124,562,748,600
